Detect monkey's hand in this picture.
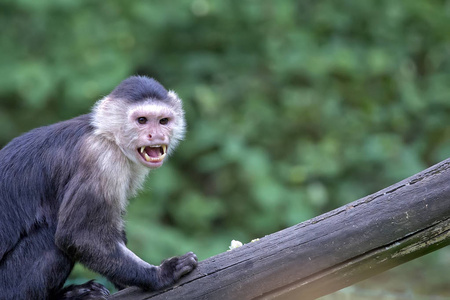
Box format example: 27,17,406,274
156,252,198,290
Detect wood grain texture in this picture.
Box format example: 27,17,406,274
110,158,450,300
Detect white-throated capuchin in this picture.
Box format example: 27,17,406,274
0,76,198,299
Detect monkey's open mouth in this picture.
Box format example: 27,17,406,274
138,145,167,163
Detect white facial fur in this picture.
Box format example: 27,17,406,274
85,91,185,210
91,91,186,170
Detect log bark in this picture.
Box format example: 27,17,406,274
110,158,450,299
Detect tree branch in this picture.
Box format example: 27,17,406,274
110,158,450,299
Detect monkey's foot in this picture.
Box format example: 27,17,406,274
55,280,110,300
157,251,198,289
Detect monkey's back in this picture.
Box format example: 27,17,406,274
0,114,93,261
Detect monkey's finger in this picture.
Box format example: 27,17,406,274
174,264,197,278
177,251,198,263
179,253,198,267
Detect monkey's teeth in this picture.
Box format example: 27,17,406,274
139,145,168,163
144,152,152,162
142,149,166,162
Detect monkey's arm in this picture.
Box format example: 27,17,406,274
55,185,197,291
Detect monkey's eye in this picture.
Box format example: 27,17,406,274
137,117,147,124
159,118,169,125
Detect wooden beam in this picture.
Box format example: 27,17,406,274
110,158,450,299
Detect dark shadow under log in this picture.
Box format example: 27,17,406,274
110,158,450,300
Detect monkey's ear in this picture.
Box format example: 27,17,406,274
167,91,183,106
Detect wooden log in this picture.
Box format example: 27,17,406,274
110,158,450,299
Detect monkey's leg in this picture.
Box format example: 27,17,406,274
0,226,73,300
53,280,110,300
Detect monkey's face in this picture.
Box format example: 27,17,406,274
92,89,186,170
120,100,185,169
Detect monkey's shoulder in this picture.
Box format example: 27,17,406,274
2,114,93,152
33,114,93,145
0,114,95,177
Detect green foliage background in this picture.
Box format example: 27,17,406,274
1,0,449,297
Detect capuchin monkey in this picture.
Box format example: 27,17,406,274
0,76,198,299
